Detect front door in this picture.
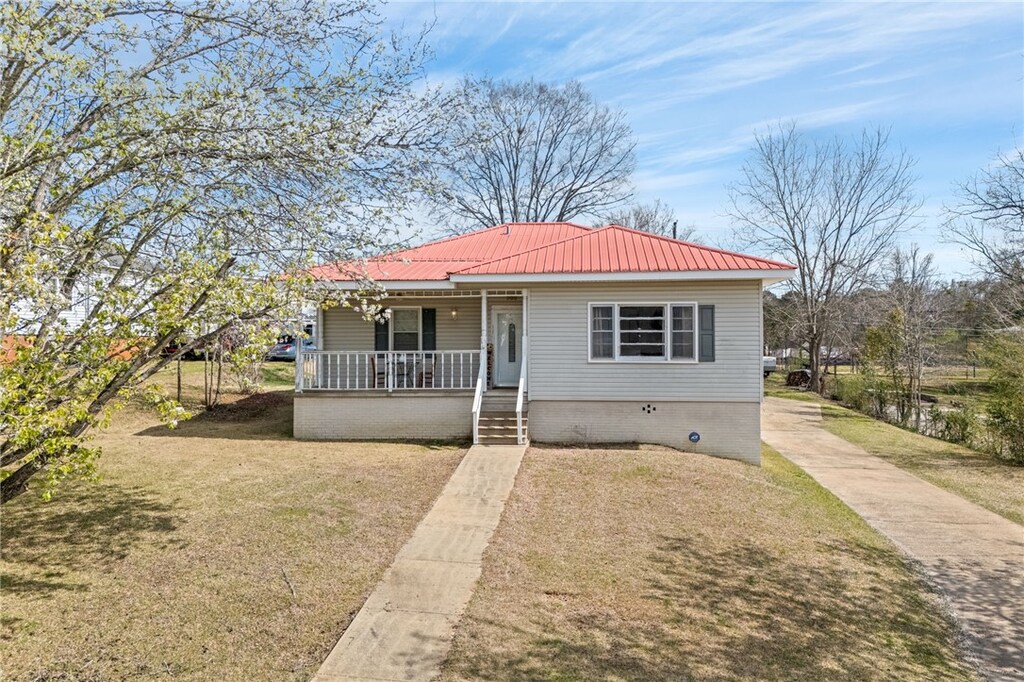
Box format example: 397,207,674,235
493,309,523,386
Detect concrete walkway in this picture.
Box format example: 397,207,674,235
312,444,526,682
762,397,1024,681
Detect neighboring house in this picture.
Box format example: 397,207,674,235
10,279,97,332
295,222,795,464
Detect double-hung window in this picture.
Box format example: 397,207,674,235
589,303,698,362
618,305,666,358
390,308,421,351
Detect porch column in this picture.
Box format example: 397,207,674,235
522,289,529,394
295,318,304,393
480,288,488,393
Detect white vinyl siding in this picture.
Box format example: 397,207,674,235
530,281,762,402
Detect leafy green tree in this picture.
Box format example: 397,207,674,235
1,0,449,503
983,332,1024,465
863,309,911,424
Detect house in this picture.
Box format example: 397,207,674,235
295,222,795,464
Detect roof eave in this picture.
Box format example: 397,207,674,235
311,279,456,291
448,269,796,284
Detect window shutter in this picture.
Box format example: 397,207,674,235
422,308,436,351
374,318,390,351
698,305,715,362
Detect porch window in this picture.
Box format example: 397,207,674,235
589,302,701,362
391,308,420,351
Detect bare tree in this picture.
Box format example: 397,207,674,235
433,78,636,233
729,123,919,393
603,199,696,240
945,146,1024,316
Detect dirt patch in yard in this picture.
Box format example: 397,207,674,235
1,385,464,681
441,444,976,681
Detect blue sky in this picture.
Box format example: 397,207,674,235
387,1,1023,277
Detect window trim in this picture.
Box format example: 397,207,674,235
388,306,422,351
669,303,698,362
587,302,699,364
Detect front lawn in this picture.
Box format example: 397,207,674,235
1,373,464,680
441,444,975,681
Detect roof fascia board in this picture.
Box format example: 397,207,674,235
449,270,796,284
314,280,456,291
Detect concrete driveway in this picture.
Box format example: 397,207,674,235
762,397,1024,681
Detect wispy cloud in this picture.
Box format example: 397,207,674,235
382,1,1023,274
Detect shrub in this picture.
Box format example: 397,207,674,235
982,334,1024,465
934,405,978,446
987,399,1024,465
834,375,870,413
224,321,278,395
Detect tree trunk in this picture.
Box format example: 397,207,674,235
808,337,823,394
0,457,44,503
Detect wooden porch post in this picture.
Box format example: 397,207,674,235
481,289,488,393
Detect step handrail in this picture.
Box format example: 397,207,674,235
471,358,486,444
515,335,528,445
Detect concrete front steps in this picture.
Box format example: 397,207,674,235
479,389,527,445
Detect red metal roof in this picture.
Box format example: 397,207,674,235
309,222,793,282
309,222,592,281
454,225,793,275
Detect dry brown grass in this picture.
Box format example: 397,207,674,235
1,366,464,681
441,444,975,681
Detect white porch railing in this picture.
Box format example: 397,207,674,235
299,350,481,391
471,359,486,444
515,334,528,445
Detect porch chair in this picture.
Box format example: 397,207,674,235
417,352,437,388
370,353,388,389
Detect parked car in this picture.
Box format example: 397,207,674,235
763,355,777,378
266,335,315,361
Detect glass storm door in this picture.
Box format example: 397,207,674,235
494,310,523,386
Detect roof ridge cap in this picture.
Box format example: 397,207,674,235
604,224,795,269
448,227,600,274
391,223,508,252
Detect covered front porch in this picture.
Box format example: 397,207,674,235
294,288,529,444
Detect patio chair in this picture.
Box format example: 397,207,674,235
417,352,437,388
370,353,388,389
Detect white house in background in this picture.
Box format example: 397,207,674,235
294,222,795,464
